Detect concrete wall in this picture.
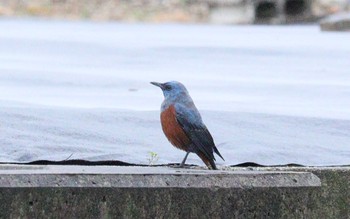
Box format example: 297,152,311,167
0,165,349,218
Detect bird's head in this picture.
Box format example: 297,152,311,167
150,81,189,101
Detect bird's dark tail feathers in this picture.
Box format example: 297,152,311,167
214,146,224,161
197,152,217,170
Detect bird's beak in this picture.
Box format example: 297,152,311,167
150,82,164,89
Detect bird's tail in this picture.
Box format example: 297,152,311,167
197,152,217,170
214,146,224,161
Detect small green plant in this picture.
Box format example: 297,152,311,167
147,151,159,165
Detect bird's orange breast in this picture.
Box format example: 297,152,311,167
161,105,190,151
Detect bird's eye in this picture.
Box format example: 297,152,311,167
164,85,172,90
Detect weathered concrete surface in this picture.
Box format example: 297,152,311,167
0,165,320,188
0,187,321,218
320,13,350,31
229,166,350,218
0,165,348,218
309,167,350,217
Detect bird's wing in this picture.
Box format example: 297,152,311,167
175,105,217,161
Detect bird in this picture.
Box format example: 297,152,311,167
151,81,224,170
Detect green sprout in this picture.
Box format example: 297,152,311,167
147,151,159,166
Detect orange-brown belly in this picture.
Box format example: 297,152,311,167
161,105,191,151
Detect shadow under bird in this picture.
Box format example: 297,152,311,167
151,81,224,170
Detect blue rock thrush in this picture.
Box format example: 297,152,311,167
151,81,224,170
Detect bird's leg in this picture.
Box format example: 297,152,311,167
179,151,190,168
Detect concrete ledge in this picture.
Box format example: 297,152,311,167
0,165,349,218
0,165,320,188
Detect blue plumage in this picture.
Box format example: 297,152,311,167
151,81,224,170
